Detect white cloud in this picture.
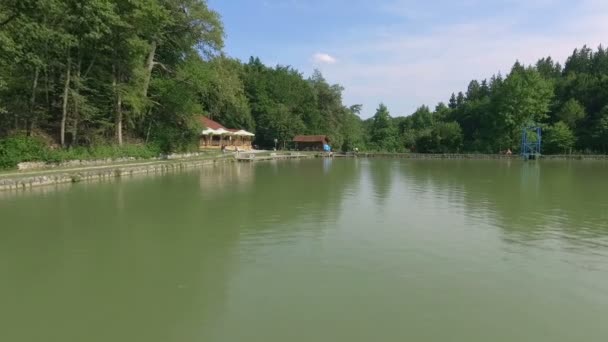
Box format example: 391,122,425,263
315,0,608,118
312,53,338,64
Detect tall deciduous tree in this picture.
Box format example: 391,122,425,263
369,104,398,151
544,122,575,154
493,64,554,148
556,99,586,129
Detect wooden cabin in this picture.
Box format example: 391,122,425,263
199,116,255,151
293,135,330,151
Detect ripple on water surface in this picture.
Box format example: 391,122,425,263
1,159,608,342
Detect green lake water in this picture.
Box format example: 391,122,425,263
1,159,608,342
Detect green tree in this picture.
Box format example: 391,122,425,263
591,106,608,152
536,56,562,79
191,56,253,130
556,99,586,129
134,0,223,100
369,104,398,151
466,80,482,101
433,102,450,122
448,93,457,109
434,121,463,152
415,121,462,153
493,65,554,149
544,122,575,154
337,106,364,151
243,60,316,147
456,92,465,107
410,105,433,130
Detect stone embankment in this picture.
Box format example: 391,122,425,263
0,151,315,191
1,156,231,191
3,152,607,191
16,152,214,171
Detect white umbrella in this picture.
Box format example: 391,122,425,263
214,128,232,135
235,130,255,136
202,128,217,135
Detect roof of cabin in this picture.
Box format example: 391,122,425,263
199,116,226,130
293,135,330,143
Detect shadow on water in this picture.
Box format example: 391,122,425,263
397,159,608,245
0,159,361,342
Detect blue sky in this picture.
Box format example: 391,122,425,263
208,0,608,118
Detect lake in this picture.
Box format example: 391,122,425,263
1,158,608,342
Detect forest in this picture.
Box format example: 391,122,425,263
371,47,608,155
1,0,608,169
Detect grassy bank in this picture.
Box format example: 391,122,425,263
0,136,162,170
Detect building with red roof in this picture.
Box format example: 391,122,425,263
199,116,255,151
293,135,330,151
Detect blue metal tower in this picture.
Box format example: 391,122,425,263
521,126,542,160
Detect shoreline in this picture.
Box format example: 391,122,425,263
2,152,607,192
0,155,234,191
333,152,608,160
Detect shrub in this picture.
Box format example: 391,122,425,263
0,135,48,169
544,122,575,154
0,135,163,170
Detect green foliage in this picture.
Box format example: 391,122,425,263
339,106,365,151
0,77,6,116
369,104,399,152
493,65,554,146
202,57,253,130
556,99,586,128
411,105,433,130
0,135,161,169
243,59,313,147
239,61,365,150
430,45,608,154
0,135,48,169
0,0,224,150
544,122,575,154
434,121,464,152
536,57,562,79
414,122,463,153
591,106,608,153
46,144,161,164
0,1,607,157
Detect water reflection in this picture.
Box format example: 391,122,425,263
2,159,608,342
199,162,255,193
323,157,332,174
365,159,395,207
0,159,362,342
394,159,608,244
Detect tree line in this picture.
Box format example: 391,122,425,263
367,45,608,154
1,1,607,161
0,0,362,157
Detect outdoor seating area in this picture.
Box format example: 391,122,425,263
199,116,255,151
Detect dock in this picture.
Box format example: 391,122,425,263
235,152,315,162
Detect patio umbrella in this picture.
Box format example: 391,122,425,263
234,130,255,136
202,128,217,135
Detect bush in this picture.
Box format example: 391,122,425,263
414,122,463,153
0,135,163,170
544,121,575,154
0,135,48,169
44,144,162,163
